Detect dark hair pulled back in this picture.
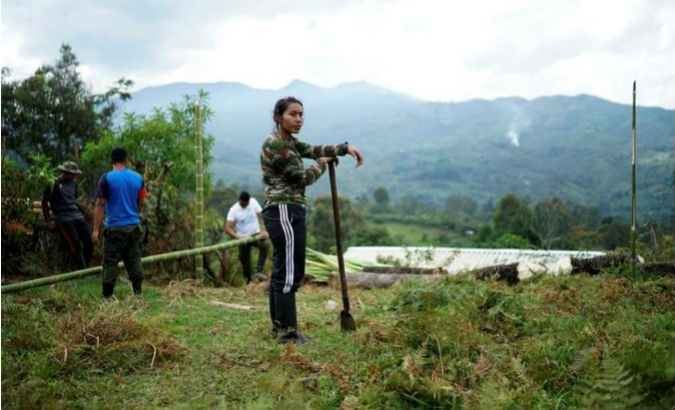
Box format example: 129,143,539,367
273,96,303,124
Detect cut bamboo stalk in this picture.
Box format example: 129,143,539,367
631,81,637,275
1,234,262,294
195,103,205,279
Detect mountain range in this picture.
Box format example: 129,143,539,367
120,80,674,223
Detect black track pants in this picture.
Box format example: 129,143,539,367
262,204,306,294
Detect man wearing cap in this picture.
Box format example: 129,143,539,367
91,148,147,298
42,161,93,270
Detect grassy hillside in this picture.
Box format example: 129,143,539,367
3,269,673,409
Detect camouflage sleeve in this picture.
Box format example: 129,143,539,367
261,138,327,187
296,159,327,187
295,140,349,159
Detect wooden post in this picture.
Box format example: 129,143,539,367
195,103,205,279
631,81,637,275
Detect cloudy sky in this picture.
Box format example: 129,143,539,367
2,0,674,107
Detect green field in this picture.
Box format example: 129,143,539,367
376,222,473,247
2,269,674,410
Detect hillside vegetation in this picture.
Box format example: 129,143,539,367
121,81,675,224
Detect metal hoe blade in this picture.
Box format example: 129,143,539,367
341,309,356,331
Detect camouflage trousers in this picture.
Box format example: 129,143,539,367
102,225,143,292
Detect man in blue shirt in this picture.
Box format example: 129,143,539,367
92,148,147,298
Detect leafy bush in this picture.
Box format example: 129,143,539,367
1,154,58,268
492,233,533,248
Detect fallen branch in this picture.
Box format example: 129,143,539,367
220,355,262,369
472,263,519,284
362,266,446,275
570,253,632,275
471,254,675,285
640,262,675,276
208,301,254,311
148,342,157,369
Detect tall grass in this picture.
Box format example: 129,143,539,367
2,267,673,409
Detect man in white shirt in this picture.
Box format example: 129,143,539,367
225,191,269,284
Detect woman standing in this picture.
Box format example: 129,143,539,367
260,96,363,344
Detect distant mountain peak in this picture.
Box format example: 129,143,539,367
281,79,320,90
134,80,253,95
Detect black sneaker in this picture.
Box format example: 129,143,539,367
278,330,307,345
294,332,308,345
102,283,115,298
132,281,142,295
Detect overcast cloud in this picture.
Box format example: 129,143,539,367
2,0,673,107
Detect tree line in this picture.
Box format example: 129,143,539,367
285,187,672,261
2,45,216,280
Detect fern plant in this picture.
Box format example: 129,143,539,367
579,358,644,410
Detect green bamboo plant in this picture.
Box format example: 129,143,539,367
631,81,636,274
195,103,205,279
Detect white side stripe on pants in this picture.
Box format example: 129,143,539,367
279,204,295,293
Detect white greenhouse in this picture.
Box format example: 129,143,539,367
344,246,606,280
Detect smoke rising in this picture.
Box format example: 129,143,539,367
505,106,530,147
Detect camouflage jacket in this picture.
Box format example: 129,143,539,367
260,128,348,206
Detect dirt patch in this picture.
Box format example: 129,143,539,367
246,280,271,295
54,304,186,372
601,278,632,303
162,279,210,300
540,285,580,315
654,282,675,308
281,343,325,372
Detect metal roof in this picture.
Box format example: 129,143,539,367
344,246,605,276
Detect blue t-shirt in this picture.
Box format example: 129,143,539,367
97,168,146,228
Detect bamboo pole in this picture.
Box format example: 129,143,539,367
194,103,205,279
1,234,262,294
631,81,637,275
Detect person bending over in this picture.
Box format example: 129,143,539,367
225,191,269,284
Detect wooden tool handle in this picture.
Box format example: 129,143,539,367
328,162,351,312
